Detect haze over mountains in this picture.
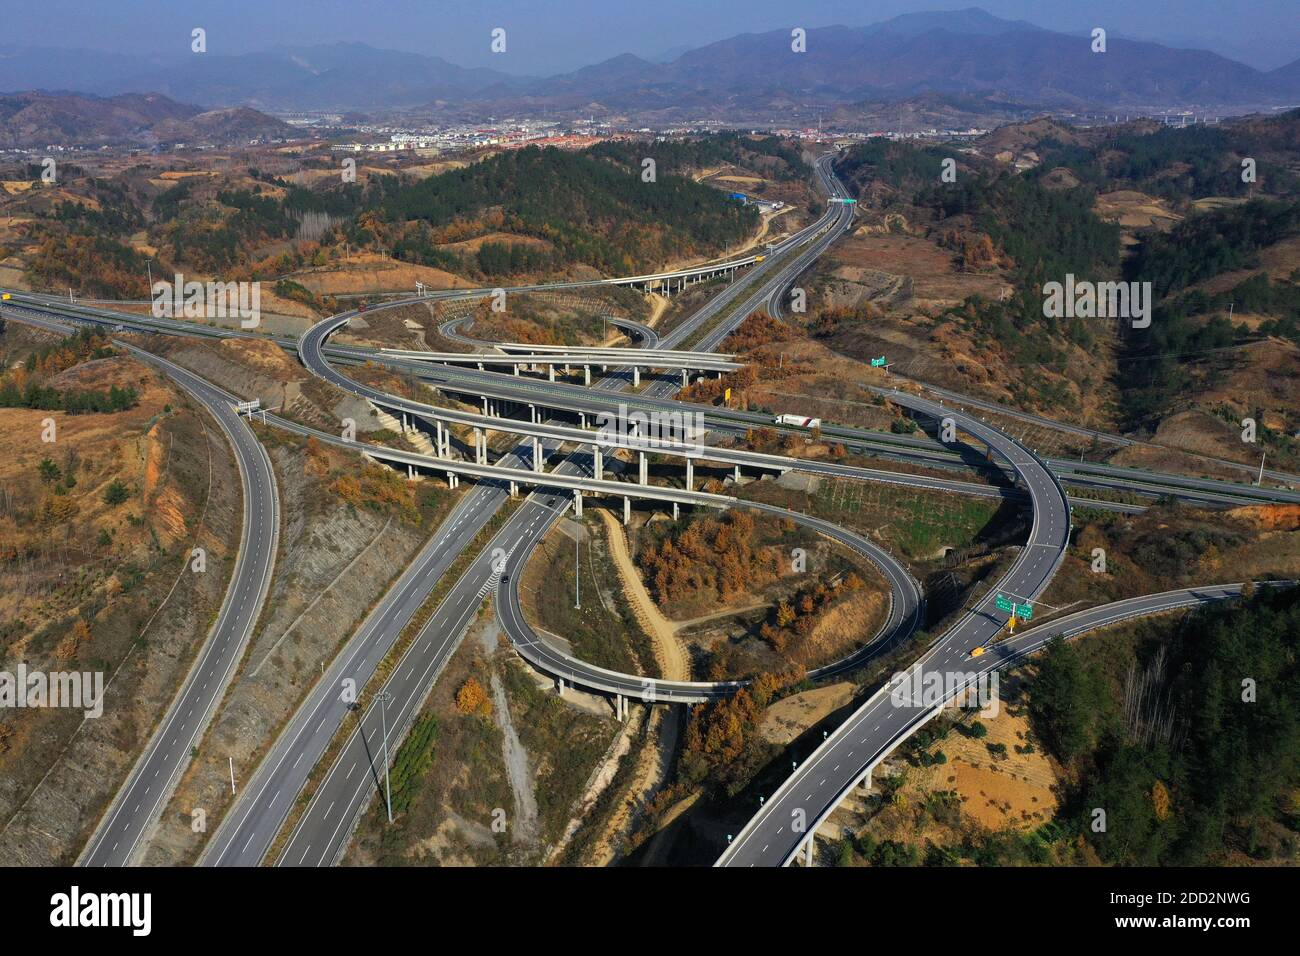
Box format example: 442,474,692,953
0,8,1297,119
0,92,299,148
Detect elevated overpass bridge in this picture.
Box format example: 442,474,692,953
7,293,1300,511
377,345,741,386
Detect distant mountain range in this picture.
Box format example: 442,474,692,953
0,92,299,148
0,8,1297,117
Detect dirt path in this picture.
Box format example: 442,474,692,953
596,509,689,681
749,206,792,248
479,613,539,845
586,704,682,865
645,293,668,329
674,602,771,630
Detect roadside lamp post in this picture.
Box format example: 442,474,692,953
574,525,581,609
376,690,394,824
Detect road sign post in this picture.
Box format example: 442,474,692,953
995,593,1033,621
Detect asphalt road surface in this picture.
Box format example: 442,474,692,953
717,387,1071,867
78,345,279,867
717,581,1288,866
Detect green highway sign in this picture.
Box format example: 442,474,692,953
995,594,1033,619
870,356,887,367
830,197,857,204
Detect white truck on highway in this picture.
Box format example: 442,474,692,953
774,414,821,429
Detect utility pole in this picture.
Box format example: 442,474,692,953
1257,451,1267,487
146,259,153,293
376,690,394,824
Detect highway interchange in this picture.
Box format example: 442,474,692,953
2,151,1294,868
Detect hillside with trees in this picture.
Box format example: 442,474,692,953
380,144,759,275
1115,199,1300,430
816,117,1300,469
588,132,810,183
637,510,783,616
1029,587,1300,864
0,329,137,413
1029,112,1300,202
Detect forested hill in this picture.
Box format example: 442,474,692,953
1030,585,1300,865
1029,111,1300,202
834,139,956,197
380,144,761,275
587,132,810,182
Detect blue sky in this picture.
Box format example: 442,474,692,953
7,0,1298,72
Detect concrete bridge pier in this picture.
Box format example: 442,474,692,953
573,489,583,517
672,502,679,520
583,365,591,386
623,496,631,525
685,457,694,491
556,677,565,697
632,366,640,387
528,404,536,423
733,465,742,483
532,437,543,472
639,452,648,485
681,368,689,388
593,447,603,480
548,365,555,382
